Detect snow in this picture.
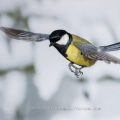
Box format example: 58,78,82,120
2,71,26,115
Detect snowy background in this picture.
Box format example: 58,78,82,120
0,0,120,120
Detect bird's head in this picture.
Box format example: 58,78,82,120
49,30,71,47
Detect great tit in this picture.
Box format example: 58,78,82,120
1,27,120,77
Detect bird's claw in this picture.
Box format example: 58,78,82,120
69,63,83,78
74,68,83,78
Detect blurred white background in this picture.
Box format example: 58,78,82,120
0,0,120,120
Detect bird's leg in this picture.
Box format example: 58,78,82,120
68,62,84,78
68,62,75,73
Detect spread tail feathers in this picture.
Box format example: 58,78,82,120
0,27,49,42
99,42,120,52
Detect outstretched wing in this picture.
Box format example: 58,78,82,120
75,43,120,64
0,27,49,42
99,42,120,52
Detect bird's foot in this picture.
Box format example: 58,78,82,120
74,68,83,78
68,63,83,78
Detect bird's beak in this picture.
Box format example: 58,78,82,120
49,42,54,47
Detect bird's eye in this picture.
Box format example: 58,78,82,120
53,36,60,40
49,36,59,40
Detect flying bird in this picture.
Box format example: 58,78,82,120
1,27,120,77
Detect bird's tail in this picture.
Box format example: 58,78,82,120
99,42,120,52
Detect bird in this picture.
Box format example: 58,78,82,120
1,27,120,78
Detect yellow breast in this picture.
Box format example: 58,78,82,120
66,44,96,67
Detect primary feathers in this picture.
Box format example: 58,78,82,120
99,42,120,52
0,27,49,42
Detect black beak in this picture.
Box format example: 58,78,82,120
49,42,54,47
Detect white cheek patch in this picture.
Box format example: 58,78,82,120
56,34,69,45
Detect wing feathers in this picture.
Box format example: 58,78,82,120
0,27,49,42
91,52,120,64
99,42,120,52
76,44,120,64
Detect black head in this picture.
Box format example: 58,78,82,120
49,30,70,47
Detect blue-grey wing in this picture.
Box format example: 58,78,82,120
99,42,120,52
75,43,120,64
0,27,49,42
